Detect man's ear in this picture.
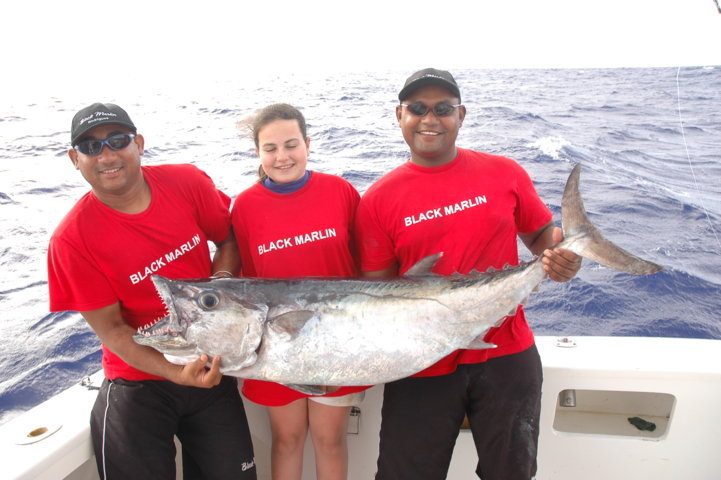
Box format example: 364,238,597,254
395,105,403,123
68,148,79,169
134,133,145,156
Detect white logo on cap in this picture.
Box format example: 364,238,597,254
78,111,118,127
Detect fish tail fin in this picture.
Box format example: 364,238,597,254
560,164,662,275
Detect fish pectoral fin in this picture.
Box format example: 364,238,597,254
268,310,315,338
465,336,497,350
284,384,338,395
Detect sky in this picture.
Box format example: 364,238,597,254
0,0,719,99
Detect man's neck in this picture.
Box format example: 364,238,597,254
410,147,458,168
94,178,151,214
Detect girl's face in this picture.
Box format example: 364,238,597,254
256,119,310,184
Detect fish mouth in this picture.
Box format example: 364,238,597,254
134,316,192,350
132,275,191,350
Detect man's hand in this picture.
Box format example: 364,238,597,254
541,227,582,282
177,354,223,388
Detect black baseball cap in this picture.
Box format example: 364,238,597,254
70,103,136,145
398,68,461,102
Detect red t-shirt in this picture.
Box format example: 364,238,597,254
48,164,232,381
355,148,552,377
231,172,369,406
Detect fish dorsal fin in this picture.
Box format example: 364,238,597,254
268,310,315,338
405,253,443,277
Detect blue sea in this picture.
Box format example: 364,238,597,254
1,67,720,426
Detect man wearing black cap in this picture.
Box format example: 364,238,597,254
355,69,582,479
48,103,256,479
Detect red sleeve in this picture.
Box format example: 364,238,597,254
343,179,361,273
190,167,232,243
513,162,553,233
47,233,117,312
355,190,397,273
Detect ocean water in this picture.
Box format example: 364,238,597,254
1,67,720,425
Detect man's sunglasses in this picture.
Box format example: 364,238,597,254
400,102,462,117
74,133,136,156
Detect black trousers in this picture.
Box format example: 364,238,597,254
375,345,542,480
90,375,256,479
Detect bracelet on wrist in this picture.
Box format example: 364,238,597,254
210,270,234,278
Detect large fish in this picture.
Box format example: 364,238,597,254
135,165,661,391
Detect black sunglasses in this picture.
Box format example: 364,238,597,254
400,101,462,117
74,133,136,156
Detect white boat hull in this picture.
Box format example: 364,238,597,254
2,336,721,479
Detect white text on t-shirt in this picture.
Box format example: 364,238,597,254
129,234,202,284
258,228,337,256
404,195,487,227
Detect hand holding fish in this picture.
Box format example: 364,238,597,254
542,227,582,282
176,354,223,388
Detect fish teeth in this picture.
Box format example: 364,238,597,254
137,315,167,335
155,290,170,311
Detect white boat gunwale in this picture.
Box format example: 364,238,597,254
2,335,721,480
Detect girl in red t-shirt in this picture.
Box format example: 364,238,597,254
231,103,368,480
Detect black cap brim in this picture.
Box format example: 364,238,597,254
398,68,461,102
71,120,136,146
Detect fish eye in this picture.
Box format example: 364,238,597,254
197,292,220,310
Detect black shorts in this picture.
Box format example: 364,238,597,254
90,375,256,479
375,345,542,480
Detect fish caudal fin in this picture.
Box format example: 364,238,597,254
560,164,663,275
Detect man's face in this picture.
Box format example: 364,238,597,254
396,85,466,167
68,123,144,201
